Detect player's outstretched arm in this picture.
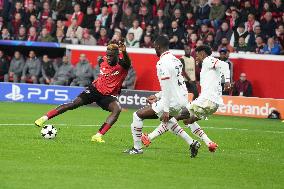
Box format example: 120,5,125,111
118,41,131,69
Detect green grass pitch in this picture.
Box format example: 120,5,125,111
0,102,284,189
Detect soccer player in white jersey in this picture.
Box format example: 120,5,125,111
142,45,231,152
124,35,201,157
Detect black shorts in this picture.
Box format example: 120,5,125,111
78,85,118,111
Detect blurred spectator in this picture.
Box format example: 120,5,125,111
4,51,25,83
218,48,233,95
66,4,84,27
125,32,139,48
27,15,40,32
70,54,93,87
50,56,73,86
263,37,281,55
209,0,225,29
230,23,249,47
227,10,241,31
66,18,83,40
39,55,56,85
254,36,265,54
25,3,38,24
97,28,109,46
51,0,67,20
214,22,233,47
96,6,109,27
180,0,192,14
122,65,136,89
38,28,55,42
171,8,185,27
93,20,102,40
55,20,67,37
38,1,52,25
276,24,284,51
80,28,97,45
55,29,65,43
245,14,260,33
106,4,121,30
180,45,199,100
235,36,251,52
184,12,195,29
64,30,80,44
81,6,97,29
188,33,198,49
128,20,143,41
153,9,168,29
0,50,9,82
240,1,256,23
217,37,234,52
153,21,167,39
138,6,152,30
232,73,252,97
248,25,265,47
272,0,284,21
27,26,38,41
164,0,181,18
14,26,27,41
168,20,184,41
9,2,25,22
198,23,213,41
142,24,154,39
261,12,277,38
21,51,41,84
1,27,11,40
140,35,153,48
152,0,166,17
196,0,211,26
204,33,215,49
9,12,22,35
121,6,136,30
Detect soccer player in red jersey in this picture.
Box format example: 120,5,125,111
35,41,131,143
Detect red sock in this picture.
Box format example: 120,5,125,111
46,109,59,119
99,123,112,135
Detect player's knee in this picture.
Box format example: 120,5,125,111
113,106,122,117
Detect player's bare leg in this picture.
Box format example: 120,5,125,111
35,97,85,127
124,106,158,154
92,101,122,143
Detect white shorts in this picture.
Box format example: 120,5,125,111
186,98,219,120
151,99,184,118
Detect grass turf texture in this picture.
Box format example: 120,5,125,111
0,102,284,189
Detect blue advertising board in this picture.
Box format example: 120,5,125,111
0,82,83,104
0,83,156,108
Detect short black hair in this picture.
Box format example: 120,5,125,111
154,35,169,49
195,45,212,56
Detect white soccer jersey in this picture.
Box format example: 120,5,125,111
155,51,188,112
199,56,230,105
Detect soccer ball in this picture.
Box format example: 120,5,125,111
41,125,57,139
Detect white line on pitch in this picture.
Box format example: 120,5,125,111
0,123,283,134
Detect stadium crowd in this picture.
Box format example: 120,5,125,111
0,0,283,54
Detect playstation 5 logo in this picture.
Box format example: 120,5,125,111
5,84,24,101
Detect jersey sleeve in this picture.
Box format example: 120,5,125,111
210,58,230,82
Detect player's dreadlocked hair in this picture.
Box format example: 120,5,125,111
195,45,212,56
107,41,119,55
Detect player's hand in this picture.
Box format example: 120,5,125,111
161,112,170,123
118,41,126,52
147,95,157,104
224,82,231,91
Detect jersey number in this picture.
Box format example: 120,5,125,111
175,65,184,86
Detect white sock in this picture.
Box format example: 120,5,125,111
148,122,169,141
187,122,212,146
131,112,143,150
168,118,194,146
95,133,102,137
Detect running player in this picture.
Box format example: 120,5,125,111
124,35,201,157
34,41,131,143
141,45,231,152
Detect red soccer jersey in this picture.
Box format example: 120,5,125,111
93,57,128,96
